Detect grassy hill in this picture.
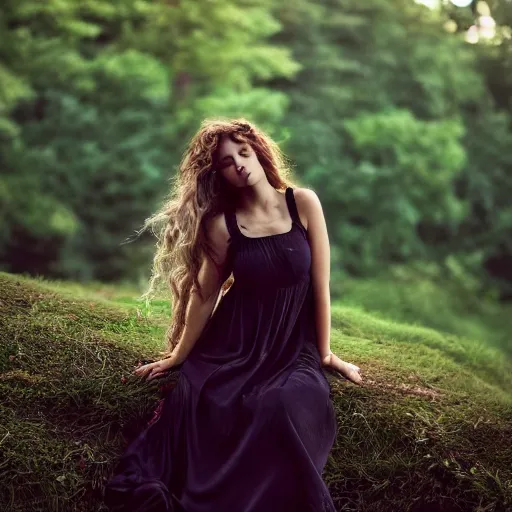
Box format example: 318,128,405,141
0,271,511,511
333,263,512,362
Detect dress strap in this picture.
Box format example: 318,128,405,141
224,209,240,241
286,187,307,238
285,187,301,225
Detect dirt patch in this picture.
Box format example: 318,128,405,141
325,363,444,401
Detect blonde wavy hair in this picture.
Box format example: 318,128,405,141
137,117,301,359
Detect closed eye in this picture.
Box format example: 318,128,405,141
220,151,250,168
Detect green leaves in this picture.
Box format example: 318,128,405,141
1,0,511,295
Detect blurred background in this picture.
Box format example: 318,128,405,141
1,0,511,348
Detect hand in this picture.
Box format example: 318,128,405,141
322,352,363,386
134,355,180,382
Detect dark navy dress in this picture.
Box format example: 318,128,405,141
104,187,338,512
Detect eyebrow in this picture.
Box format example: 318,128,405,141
219,144,249,162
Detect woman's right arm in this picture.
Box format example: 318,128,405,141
135,213,232,380
170,213,232,364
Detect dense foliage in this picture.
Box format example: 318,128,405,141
1,0,511,299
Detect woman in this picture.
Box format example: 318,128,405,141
104,118,363,512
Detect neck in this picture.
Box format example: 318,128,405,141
234,181,284,215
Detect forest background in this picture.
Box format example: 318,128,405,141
2,2,512,509
2,0,512,344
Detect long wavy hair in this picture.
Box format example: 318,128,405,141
137,117,301,359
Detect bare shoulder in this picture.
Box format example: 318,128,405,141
186,213,232,301
197,212,233,292
204,212,231,254
292,187,323,232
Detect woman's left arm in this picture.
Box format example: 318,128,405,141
295,188,333,364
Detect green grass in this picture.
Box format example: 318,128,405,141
333,263,512,361
1,270,511,511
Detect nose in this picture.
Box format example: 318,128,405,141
236,164,244,174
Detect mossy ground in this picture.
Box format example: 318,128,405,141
0,271,511,511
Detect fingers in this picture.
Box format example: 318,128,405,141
134,362,151,375
147,371,165,381
134,362,160,379
133,359,172,382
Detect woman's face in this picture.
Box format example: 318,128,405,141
216,134,264,188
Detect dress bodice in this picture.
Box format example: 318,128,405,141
224,187,311,291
